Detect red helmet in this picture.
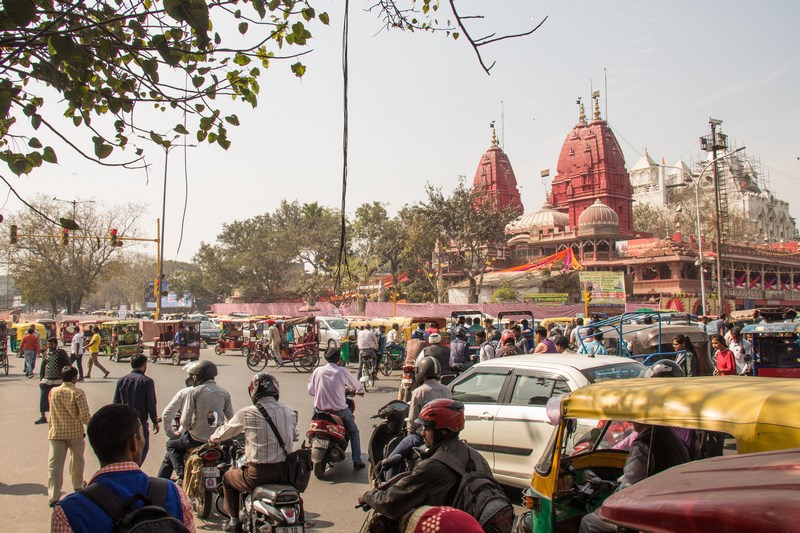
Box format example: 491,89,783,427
500,330,516,346
415,398,465,433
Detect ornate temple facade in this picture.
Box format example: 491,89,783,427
471,126,524,212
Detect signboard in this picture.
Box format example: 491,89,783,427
579,271,626,304
144,281,192,309
615,238,660,257
524,293,569,304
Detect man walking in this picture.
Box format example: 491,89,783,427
47,366,90,508
266,319,283,365
113,354,160,462
36,337,71,424
70,327,85,381
84,326,109,379
21,325,40,378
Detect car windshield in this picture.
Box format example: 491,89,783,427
581,362,647,383
326,318,348,330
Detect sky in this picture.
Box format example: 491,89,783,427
5,0,800,263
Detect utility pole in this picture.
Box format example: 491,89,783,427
53,198,95,313
700,118,727,315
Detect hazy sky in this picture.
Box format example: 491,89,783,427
6,0,799,263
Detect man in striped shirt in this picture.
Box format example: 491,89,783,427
210,373,298,533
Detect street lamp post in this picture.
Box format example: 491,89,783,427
662,146,745,316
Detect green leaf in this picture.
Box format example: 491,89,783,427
253,0,266,18
3,0,36,27
149,131,163,144
238,22,248,35
42,146,57,164
0,90,12,119
453,32,459,40
28,151,42,167
28,137,42,149
224,115,240,126
93,137,113,159
163,0,185,23
301,7,315,21
174,124,189,135
72,116,82,127
290,62,306,78
267,0,280,10
192,75,205,88
233,53,250,66
319,12,330,25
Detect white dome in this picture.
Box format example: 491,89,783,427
578,199,619,228
506,202,569,234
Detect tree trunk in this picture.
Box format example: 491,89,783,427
468,277,479,304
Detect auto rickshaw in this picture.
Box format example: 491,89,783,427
79,319,108,352
596,448,800,533
448,310,486,357
339,318,393,365
59,319,81,346
740,322,800,378
515,377,800,533
10,321,47,353
100,319,143,362
394,316,448,348
37,319,57,341
149,319,201,365
213,317,262,357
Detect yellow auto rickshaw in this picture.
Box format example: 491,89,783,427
10,322,47,353
516,377,800,533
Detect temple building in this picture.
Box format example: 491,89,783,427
471,125,524,212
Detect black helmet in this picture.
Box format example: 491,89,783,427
454,326,467,339
415,356,441,384
491,330,502,342
324,347,341,363
184,360,218,384
648,359,684,378
249,372,280,402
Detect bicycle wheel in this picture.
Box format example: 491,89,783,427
293,350,318,373
380,356,393,376
246,350,268,371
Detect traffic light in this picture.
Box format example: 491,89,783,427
583,291,592,303
10,224,17,245
61,228,69,245
110,228,119,247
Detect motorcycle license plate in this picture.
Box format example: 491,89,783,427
203,466,219,477
275,528,302,533
312,437,328,448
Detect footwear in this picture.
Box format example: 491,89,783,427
103,371,110,378
223,519,242,533
77,378,84,382
85,374,91,379
353,462,366,470
34,417,47,425
48,499,59,508
27,374,34,379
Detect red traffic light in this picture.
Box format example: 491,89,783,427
110,228,120,247
61,227,69,245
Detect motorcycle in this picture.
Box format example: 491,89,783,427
219,438,307,532
307,391,357,479
367,400,410,486
188,439,237,519
398,365,414,403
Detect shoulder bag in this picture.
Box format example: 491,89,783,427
254,403,312,492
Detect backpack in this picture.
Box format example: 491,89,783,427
432,449,514,533
80,477,190,533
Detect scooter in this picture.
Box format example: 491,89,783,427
218,438,306,532
398,365,414,403
307,391,357,479
367,400,409,486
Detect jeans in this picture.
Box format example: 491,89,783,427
23,350,36,376
386,432,422,479
157,432,203,480
141,420,151,463
334,407,362,464
70,352,84,380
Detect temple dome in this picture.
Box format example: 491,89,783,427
507,201,569,234
578,199,619,231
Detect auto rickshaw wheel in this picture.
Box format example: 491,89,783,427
172,352,181,365
214,344,222,356
110,349,119,362
241,345,251,358
293,350,319,373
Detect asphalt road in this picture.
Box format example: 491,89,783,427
0,346,404,532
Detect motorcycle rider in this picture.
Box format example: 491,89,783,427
357,324,379,382
385,356,451,478
308,347,366,469
398,329,427,401
359,399,504,526
210,373,298,533
449,327,471,372
416,333,450,374
157,360,233,483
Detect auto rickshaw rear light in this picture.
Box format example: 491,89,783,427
523,494,541,511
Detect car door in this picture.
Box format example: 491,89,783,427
491,371,573,487
450,367,512,470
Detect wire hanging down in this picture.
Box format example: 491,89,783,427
335,0,351,291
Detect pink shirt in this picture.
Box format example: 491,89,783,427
308,363,363,411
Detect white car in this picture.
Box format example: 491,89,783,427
448,354,647,488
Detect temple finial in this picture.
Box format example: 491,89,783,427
490,120,499,146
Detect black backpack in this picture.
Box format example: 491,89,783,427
433,449,515,533
80,477,190,533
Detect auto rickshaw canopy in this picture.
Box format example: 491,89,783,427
561,376,800,454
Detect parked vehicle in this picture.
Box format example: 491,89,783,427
307,392,356,479
315,316,349,351
448,354,648,489
214,318,263,357
58,319,81,347
596,448,800,533
516,376,800,533
188,440,236,519
199,319,221,344
741,322,800,378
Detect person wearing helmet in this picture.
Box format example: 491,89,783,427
358,399,499,525
386,357,452,479
399,330,428,401
417,332,450,374
495,331,519,358
449,327,471,372
308,348,366,469
210,373,298,532
157,360,233,482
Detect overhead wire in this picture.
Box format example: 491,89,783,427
334,0,351,291
0,174,62,227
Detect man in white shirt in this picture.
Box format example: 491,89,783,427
356,324,379,382
728,327,753,375
385,323,405,355
70,328,85,381
307,348,365,469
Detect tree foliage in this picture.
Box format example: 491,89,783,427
4,197,144,313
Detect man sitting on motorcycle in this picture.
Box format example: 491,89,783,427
157,360,233,483
385,356,451,478
210,373,298,533
449,327,471,373
416,332,450,374
358,399,494,522
308,348,366,469
397,329,427,401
